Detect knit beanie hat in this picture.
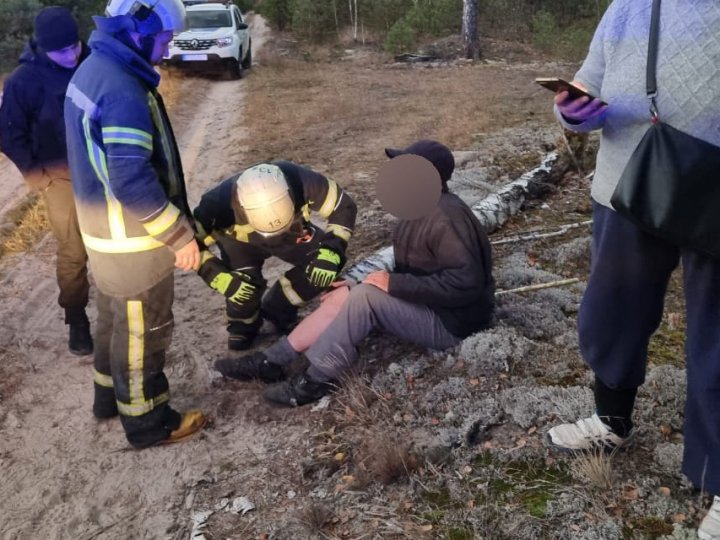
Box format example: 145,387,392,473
34,6,79,52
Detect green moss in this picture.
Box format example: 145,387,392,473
622,516,673,538
472,451,494,467
421,510,446,524
446,528,474,540
648,322,686,368
423,488,452,506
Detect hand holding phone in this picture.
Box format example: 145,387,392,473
536,77,608,124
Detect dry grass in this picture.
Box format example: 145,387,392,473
332,373,391,427
297,502,334,536
570,446,616,490
243,47,556,201
0,193,49,259
355,427,420,485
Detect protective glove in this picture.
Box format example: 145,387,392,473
306,247,343,288
555,92,607,124
198,255,259,306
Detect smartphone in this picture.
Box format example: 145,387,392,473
535,77,607,104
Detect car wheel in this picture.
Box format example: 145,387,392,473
241,40,252,70
227,58,242,80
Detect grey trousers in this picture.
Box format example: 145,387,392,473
306,283,461,380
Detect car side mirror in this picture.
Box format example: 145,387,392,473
237,22,248,30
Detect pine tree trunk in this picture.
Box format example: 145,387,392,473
462,0,480,59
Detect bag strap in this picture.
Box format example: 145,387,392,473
647,0,661,121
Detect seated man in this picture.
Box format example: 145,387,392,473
215,140,495,407
194,161,357,350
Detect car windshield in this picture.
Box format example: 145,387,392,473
187,10,232,29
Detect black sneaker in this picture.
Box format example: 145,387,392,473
263,373,335,407
214,352,287,383
69,322,93,356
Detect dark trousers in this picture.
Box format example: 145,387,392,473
41,176,89,321
216,224,327,336
93,274,180,448
579,202,720,493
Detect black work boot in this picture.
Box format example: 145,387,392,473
93,383,119,419
66,308,93,356
227,319,260,351
214,352,287,383
263,372,336,407
227,333,256,351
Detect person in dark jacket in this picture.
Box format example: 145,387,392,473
0,6,93,355
193,161,357,351
64,0,205,448
215,140,495,406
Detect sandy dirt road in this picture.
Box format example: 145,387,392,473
0,16,289,540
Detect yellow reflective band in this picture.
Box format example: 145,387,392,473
210,272,232,295
325,224,353,242
227,311,260,324
144,203,181,237
301,204,311,221
83,116,127,239
279,275,304,306
93,369,114,388
81,232,164,253
318,180,339,218
102,126,152,150
230,224,255,242
127,300,145,408
116,392,170,417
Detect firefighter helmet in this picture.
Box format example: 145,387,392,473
105,0,186,34
235,164,296,236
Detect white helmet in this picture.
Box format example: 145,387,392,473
236,164,296,236
105,0,186,33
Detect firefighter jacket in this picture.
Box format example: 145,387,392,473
193,161,357,256
0,40,89,184
389,192,495,338
64,25,194,297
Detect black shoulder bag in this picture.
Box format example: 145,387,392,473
610,0,720,258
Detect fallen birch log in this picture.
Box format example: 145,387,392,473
491,219,592,246
344,150,564,281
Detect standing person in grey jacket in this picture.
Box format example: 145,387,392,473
214,140,495,407
545,2,720,537
0,6,93,355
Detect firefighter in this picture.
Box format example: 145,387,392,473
193,161,357,351
64,0,206,448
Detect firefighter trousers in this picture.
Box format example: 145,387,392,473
92,274,181,448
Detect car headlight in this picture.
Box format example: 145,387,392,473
216,37,233,48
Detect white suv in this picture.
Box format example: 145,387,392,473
163,2,251,78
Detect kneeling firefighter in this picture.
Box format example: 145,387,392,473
193,161,357,350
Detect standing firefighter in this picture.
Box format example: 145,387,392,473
64,0,206,448
0,6,92,355
193,161,357,351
